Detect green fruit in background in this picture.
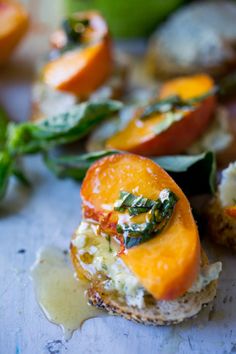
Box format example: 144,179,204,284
63,0,184,38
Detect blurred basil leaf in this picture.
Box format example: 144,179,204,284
44,149,216,195
44,150,119,181
154,151,216,195
0,107,9,149
7,100,122,155
0,151,12,200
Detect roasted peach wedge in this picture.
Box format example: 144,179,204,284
81,153,200,300
43,11,113,97
224,205,236,218
106,74,216,156
0,0,29,64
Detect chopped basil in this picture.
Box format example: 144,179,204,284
0,107,9,150
140,95,192,120
0,151,12,200
115,189,178,249
62,16,90,44
153,111,183,135
44,150,119,181
140,88,217,121
114,191,156,216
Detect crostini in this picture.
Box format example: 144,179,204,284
207,162,236,251
71,153,221,324
31,11,127,121
0,0,29,64
43,11,113,97
106,74,217,155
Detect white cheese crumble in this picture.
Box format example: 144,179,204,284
189,261,222,293
72,222,145,309
32,82,77,119
73,222,221,308
219,161,236,206
187,106,232,154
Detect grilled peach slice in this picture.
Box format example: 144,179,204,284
81,153,200,300
43,11,112,97
224,205,236,218
0,0,29,64
43,40,112,97
106,74,216,155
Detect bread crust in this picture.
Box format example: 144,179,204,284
206,196,236,251
87,278,216,325
71,235,217,325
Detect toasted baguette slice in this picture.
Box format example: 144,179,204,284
206,196,236,251
71,239,217,325
87,280,216,326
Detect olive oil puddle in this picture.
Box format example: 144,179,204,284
31,246,103,340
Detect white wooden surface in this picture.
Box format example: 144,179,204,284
1,13,236,354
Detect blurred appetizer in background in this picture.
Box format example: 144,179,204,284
32,11,128,122
64,0,184,38
106,74,216,156
0,0,29,65
71,153,221,324
147,1,236,78
44,11,113,96
90,74,232,165
207,161,236,251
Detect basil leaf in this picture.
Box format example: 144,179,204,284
63,16,90,44
116,189,178,249
0,107,9,149
141,88,217,121
7,100,122,155
114,191,156,216
140,95,189,119
153,111,184,135
12,168,31,187
154,152,213,172
43,150,215,195
154,151,216,195
44,150,119,181
0,151,12,200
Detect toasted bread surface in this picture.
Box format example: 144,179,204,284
207,196,236,251
71,234,217,325
87,278,216,325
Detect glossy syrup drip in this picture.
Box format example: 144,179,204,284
31,246,103,340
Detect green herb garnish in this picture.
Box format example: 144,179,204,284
0,100,122,201
141,88,217,121
115,189,178,249
114,191,156,216
7,100,122,155
0,107,9,150
153,111,183,135
43,150,216,195
140,95,192,119
63,16,90,44
0,151,12,200
154,151,216,195
44,150,119,181
140,88,218,135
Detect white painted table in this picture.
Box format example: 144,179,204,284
1,27,236,354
